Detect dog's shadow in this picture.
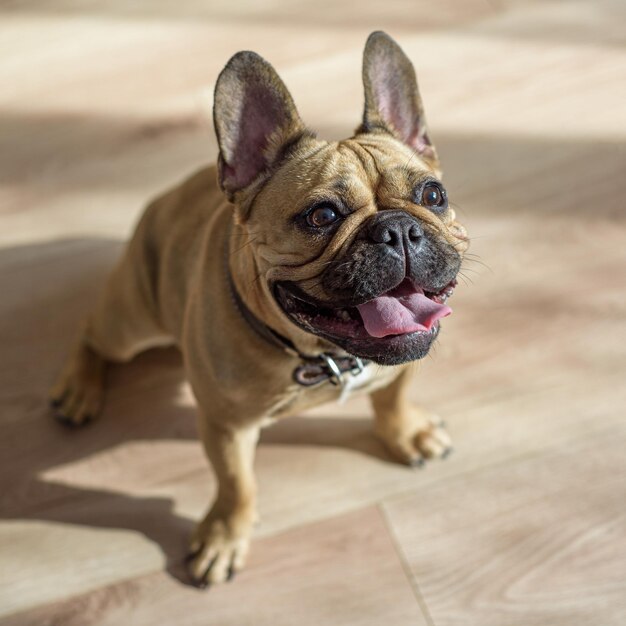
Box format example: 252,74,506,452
0,237,388,586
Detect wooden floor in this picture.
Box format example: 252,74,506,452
1,1,625,624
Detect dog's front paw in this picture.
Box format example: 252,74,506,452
376,407,452,467
187,512,253,587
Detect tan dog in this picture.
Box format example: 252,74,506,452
50,31,469,586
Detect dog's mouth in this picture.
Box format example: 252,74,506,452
274,278,456,343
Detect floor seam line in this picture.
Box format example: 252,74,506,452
378,502,437,626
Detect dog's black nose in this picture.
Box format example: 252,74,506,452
367,211,424,252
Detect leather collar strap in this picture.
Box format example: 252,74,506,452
226,267,369,387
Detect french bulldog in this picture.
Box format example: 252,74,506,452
50,31,469,586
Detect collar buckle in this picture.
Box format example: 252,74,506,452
293,354,370,388
319,353,344,386
350,357,365,376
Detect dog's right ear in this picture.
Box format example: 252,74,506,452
213,51,308,204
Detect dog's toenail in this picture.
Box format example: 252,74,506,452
54,414,80,429
193,577,210,590
185,549,202,564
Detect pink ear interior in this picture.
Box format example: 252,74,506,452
372,58,413,141
369,56,434,158
223,85,288,191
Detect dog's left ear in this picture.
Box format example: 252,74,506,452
358,31,438,167
214,51,309,204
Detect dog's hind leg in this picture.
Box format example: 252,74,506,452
50,335,108,427
50,236,173,426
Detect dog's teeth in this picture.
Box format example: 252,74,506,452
333,308,350,322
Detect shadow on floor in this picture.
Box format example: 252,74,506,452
0,237,388,585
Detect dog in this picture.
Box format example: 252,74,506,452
50,31,469,587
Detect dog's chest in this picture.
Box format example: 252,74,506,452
336,364,386,403
270,364,398,419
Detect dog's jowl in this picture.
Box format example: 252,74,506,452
50,31,469,587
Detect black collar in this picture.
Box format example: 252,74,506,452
226,265,369,388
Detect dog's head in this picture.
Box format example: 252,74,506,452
215,32,469,366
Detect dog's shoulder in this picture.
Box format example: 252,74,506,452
145,165,223,222
132,164,227,254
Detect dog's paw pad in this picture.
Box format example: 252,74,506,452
49,344,106,427
187,519,250,587
50,389,101,427
377,410,454,466
414,423,453,459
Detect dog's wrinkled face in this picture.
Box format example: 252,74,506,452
214,32,468,365
251,134,467,364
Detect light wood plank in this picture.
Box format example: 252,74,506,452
383,423,626,626
0,507,428,626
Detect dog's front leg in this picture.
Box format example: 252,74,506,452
370,367,453,467
187,418,260,587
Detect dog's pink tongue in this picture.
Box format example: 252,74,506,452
356,286,452,338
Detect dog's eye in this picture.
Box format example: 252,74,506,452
421,183,447,212
307,205,339,228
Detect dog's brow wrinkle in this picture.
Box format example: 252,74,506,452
338,141,385,213
340,140,377,180
354,142,387,206
353,142,379,175
331,179,349,193
292,142,333,173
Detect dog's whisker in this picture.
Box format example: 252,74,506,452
230,235,261,257
462,257,492,273
456,272,475,287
